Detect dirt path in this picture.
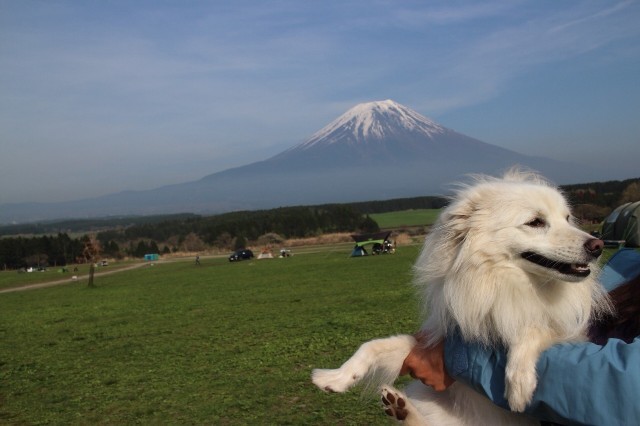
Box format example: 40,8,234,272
0,262,150,294
0,247,360,295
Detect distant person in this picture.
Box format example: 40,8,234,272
195,255,201,265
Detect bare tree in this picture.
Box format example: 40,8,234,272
619,182,640,204
82,235,101,288
182,232,206,252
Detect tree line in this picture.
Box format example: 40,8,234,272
97,204,379,255
1,177,637,270
0,213,198,238
0,205,378,269
0,233,86,270
562,178,640,222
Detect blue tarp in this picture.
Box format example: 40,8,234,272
599,248,640,292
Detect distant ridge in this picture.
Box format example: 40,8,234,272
0,100,628,224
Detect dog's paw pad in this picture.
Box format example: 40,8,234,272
381,387,409,421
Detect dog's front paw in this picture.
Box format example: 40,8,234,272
312,368,361,393
381,386,410,421
505,364,537,412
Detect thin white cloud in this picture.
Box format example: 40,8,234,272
549,0,634,34
411,1,640,113
0,1,638,204
393,0,522,26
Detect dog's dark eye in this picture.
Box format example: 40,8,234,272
526,218,546,228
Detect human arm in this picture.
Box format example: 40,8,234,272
400,333,454,391
445,333,640,426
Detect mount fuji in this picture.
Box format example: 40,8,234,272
194,99,588,202
0,100,602,223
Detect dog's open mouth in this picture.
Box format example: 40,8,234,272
521,252,591,277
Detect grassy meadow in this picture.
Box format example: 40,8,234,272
370,209,441,229
0,262,140,291
0,245,423,425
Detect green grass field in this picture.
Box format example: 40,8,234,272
0,262,140,291
0,246,422,425
370,209,441,228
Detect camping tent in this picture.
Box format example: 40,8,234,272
601,201,640,247
258,251,274,259
350,245,368,257
350,231,393,257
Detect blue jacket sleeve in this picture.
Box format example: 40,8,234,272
445,334,640,426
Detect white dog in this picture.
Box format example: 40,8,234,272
312,169,612,425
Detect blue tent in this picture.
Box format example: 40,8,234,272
350,231,393,257
351,245,368,257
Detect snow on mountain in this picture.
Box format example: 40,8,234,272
298,99,445,150
0,99,611,223
269,99,513,168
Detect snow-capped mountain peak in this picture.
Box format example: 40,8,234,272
298,99,445,150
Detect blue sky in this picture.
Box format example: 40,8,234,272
1,0,639,204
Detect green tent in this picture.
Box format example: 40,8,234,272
350,231,393,256
601,201,640,247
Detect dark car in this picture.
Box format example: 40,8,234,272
228,249,254,262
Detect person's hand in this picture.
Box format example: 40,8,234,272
400,332,454,391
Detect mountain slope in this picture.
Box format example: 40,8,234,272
0,100,618,223
203,99,576,181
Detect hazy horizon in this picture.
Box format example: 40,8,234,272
2,1,639,204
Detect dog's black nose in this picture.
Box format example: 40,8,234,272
584,238,604,258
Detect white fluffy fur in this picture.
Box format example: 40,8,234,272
312,168,612,425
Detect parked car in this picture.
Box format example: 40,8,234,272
228,249,254,262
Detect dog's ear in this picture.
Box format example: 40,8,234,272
438,194,478,243
414,190,483,336
415,194,477,279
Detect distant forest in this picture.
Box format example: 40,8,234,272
0,205,379,269
1,177,637,270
